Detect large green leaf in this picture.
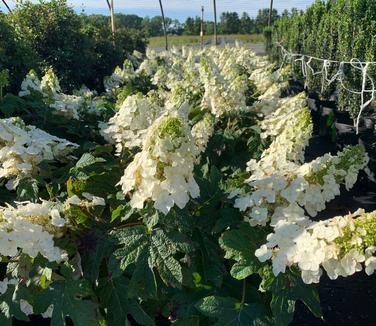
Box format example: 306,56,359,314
173,316,200,326
219,224,267,280
74,153,106,171
80,229,114,283
98,275,154,326
270,295,296,326
262,267,322,325
33,279,98,326
0,284,30,324
68,152,121,199
127,255,157,299
194,232,224,287
113,226,184,290
16,176,39,202
195,296,267,326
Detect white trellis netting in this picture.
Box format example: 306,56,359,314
276,43,376,134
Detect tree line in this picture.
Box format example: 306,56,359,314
97,9,282,37
0,0,147,93
0,0,296,93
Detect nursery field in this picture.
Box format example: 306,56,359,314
148,34,264,48
1,38,376,326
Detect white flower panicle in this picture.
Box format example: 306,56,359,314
252,82,288,116
259,92,308,139
249,64,276,94
99,92,165,153
199,54,248,117
250,64,291,96
0,117,78,181
237,145,368,226
294,146,368,216
19,69,104,120
246,105,313,182
104,59,135,92
138,45,266,119
18,70,41,97
191,113,215,155
137,48,162,77
256,209,376,284
118,114,200,214
40,68,61,96
0,201,67,262
129,45,265,118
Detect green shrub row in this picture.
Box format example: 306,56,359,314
0,0,147,93
268,0,376,119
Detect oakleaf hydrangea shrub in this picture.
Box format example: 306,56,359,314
0,44,374,326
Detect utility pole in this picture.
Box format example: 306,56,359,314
1,0,12,13
200,6,204,48
268,0,274,26
213,0,218,46
159,0,168,51
106,0,116,46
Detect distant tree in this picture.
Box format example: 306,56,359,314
7,1,147,91
206,21,215,35
115,14,143,30
183,17,194,35
255,8,278,33
240,12,255,34
169,19,184,35
141,16,152,36
183,16,201,35
9,0,92,89
281,9,290,17
290,8,301,16
219,12,240,34
0,13,38,92
149,16,164,36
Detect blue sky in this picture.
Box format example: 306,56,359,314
1,1,316,21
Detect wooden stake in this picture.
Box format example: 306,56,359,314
159,0,168,51
106,0,116,46
268,0,274,26
213,0,218,45
201,6,204,48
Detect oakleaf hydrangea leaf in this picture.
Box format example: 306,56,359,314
113,226,184,289
33,279,97,326
195,296,267,326
219,224,267,280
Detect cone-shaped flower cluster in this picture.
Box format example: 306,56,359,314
0,201,66,262
118,114,200,214
0,117,77,181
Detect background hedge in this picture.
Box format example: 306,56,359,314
0,0,147,93
268,0,376,119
